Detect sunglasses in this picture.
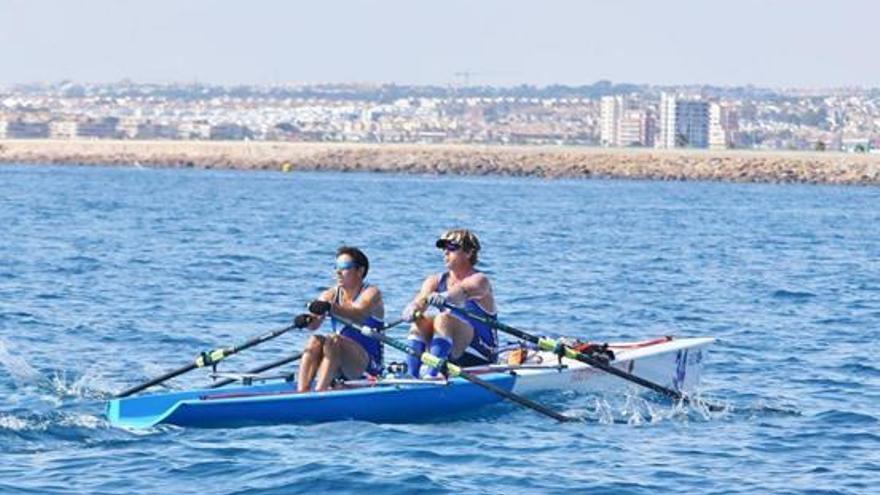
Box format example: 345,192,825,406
335,260,360,271
435,239,462,252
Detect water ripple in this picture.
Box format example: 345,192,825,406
1,166,878,493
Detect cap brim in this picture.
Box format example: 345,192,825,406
435,239,447,249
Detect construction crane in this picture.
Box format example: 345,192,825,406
453,70,479,86
453,69,517,87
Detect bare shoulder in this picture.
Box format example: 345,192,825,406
319,287,337,301
363,284,382,299
467,271,491,286
422,273,440,290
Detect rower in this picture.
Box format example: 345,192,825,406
294,246,385,392
401,229,498,378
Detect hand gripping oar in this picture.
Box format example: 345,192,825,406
441,303,724,412
333,313,574,422
115,321,301,398
206,318,410,389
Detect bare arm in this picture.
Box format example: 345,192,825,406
331,286,383,324
305,288,336,331
409,275,440,313
445,272,492,306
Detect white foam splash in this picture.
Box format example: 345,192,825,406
0,339,43,386
0,412,106,432
49,366,114,400
0,414,31,431
594,397,616,424
58,412,104,430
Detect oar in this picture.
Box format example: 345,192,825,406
206,318,410,389
115,321,300,398
333,313,574,422
441,303,724,412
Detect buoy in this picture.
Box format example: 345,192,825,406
281,162,293,173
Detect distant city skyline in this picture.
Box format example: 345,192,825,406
1,0,879,88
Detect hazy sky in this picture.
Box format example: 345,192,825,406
1,0,877,88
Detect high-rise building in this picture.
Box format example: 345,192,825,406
601,95,652,147
675,100,710,148
720,106,739,147
657,94,710,149
658,93,677,149
709,103,725,149
600,96,622,146
618,109,644,146
643,111,656,148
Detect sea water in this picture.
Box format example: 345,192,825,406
0,164,878,494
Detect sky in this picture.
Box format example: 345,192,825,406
0,0,877,88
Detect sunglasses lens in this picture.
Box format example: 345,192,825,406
436,239,463,252
336,261,357,271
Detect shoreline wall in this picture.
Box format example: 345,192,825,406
2,139,880,185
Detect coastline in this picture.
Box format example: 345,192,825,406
1,139,879,185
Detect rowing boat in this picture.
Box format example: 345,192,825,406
106,335,714,429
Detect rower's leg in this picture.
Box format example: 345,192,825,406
297,335,325,393
315,335,344,391
428,313,474,377
336,335,370,380
406,318,434,378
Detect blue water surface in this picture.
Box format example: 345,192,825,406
0,164,878,494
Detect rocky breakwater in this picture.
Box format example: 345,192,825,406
2,139,879,185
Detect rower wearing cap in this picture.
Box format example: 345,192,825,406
294,246,385,392
401,229,498,378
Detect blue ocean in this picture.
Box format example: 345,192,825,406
0,164,878,494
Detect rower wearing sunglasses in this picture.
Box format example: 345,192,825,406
402,229,498,378
294,246,385,392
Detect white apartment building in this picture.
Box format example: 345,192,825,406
709,103,726,149
118,118,140,139
619,109,645,146
600,96,622,146
601,96,652,147
49,120,78,139
178,121,211,140
658,93,677,148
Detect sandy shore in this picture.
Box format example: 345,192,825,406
2,139,879,185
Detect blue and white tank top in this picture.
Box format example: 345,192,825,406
330,283,384,375
437,272,498,361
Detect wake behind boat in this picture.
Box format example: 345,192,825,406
107,335,714,429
